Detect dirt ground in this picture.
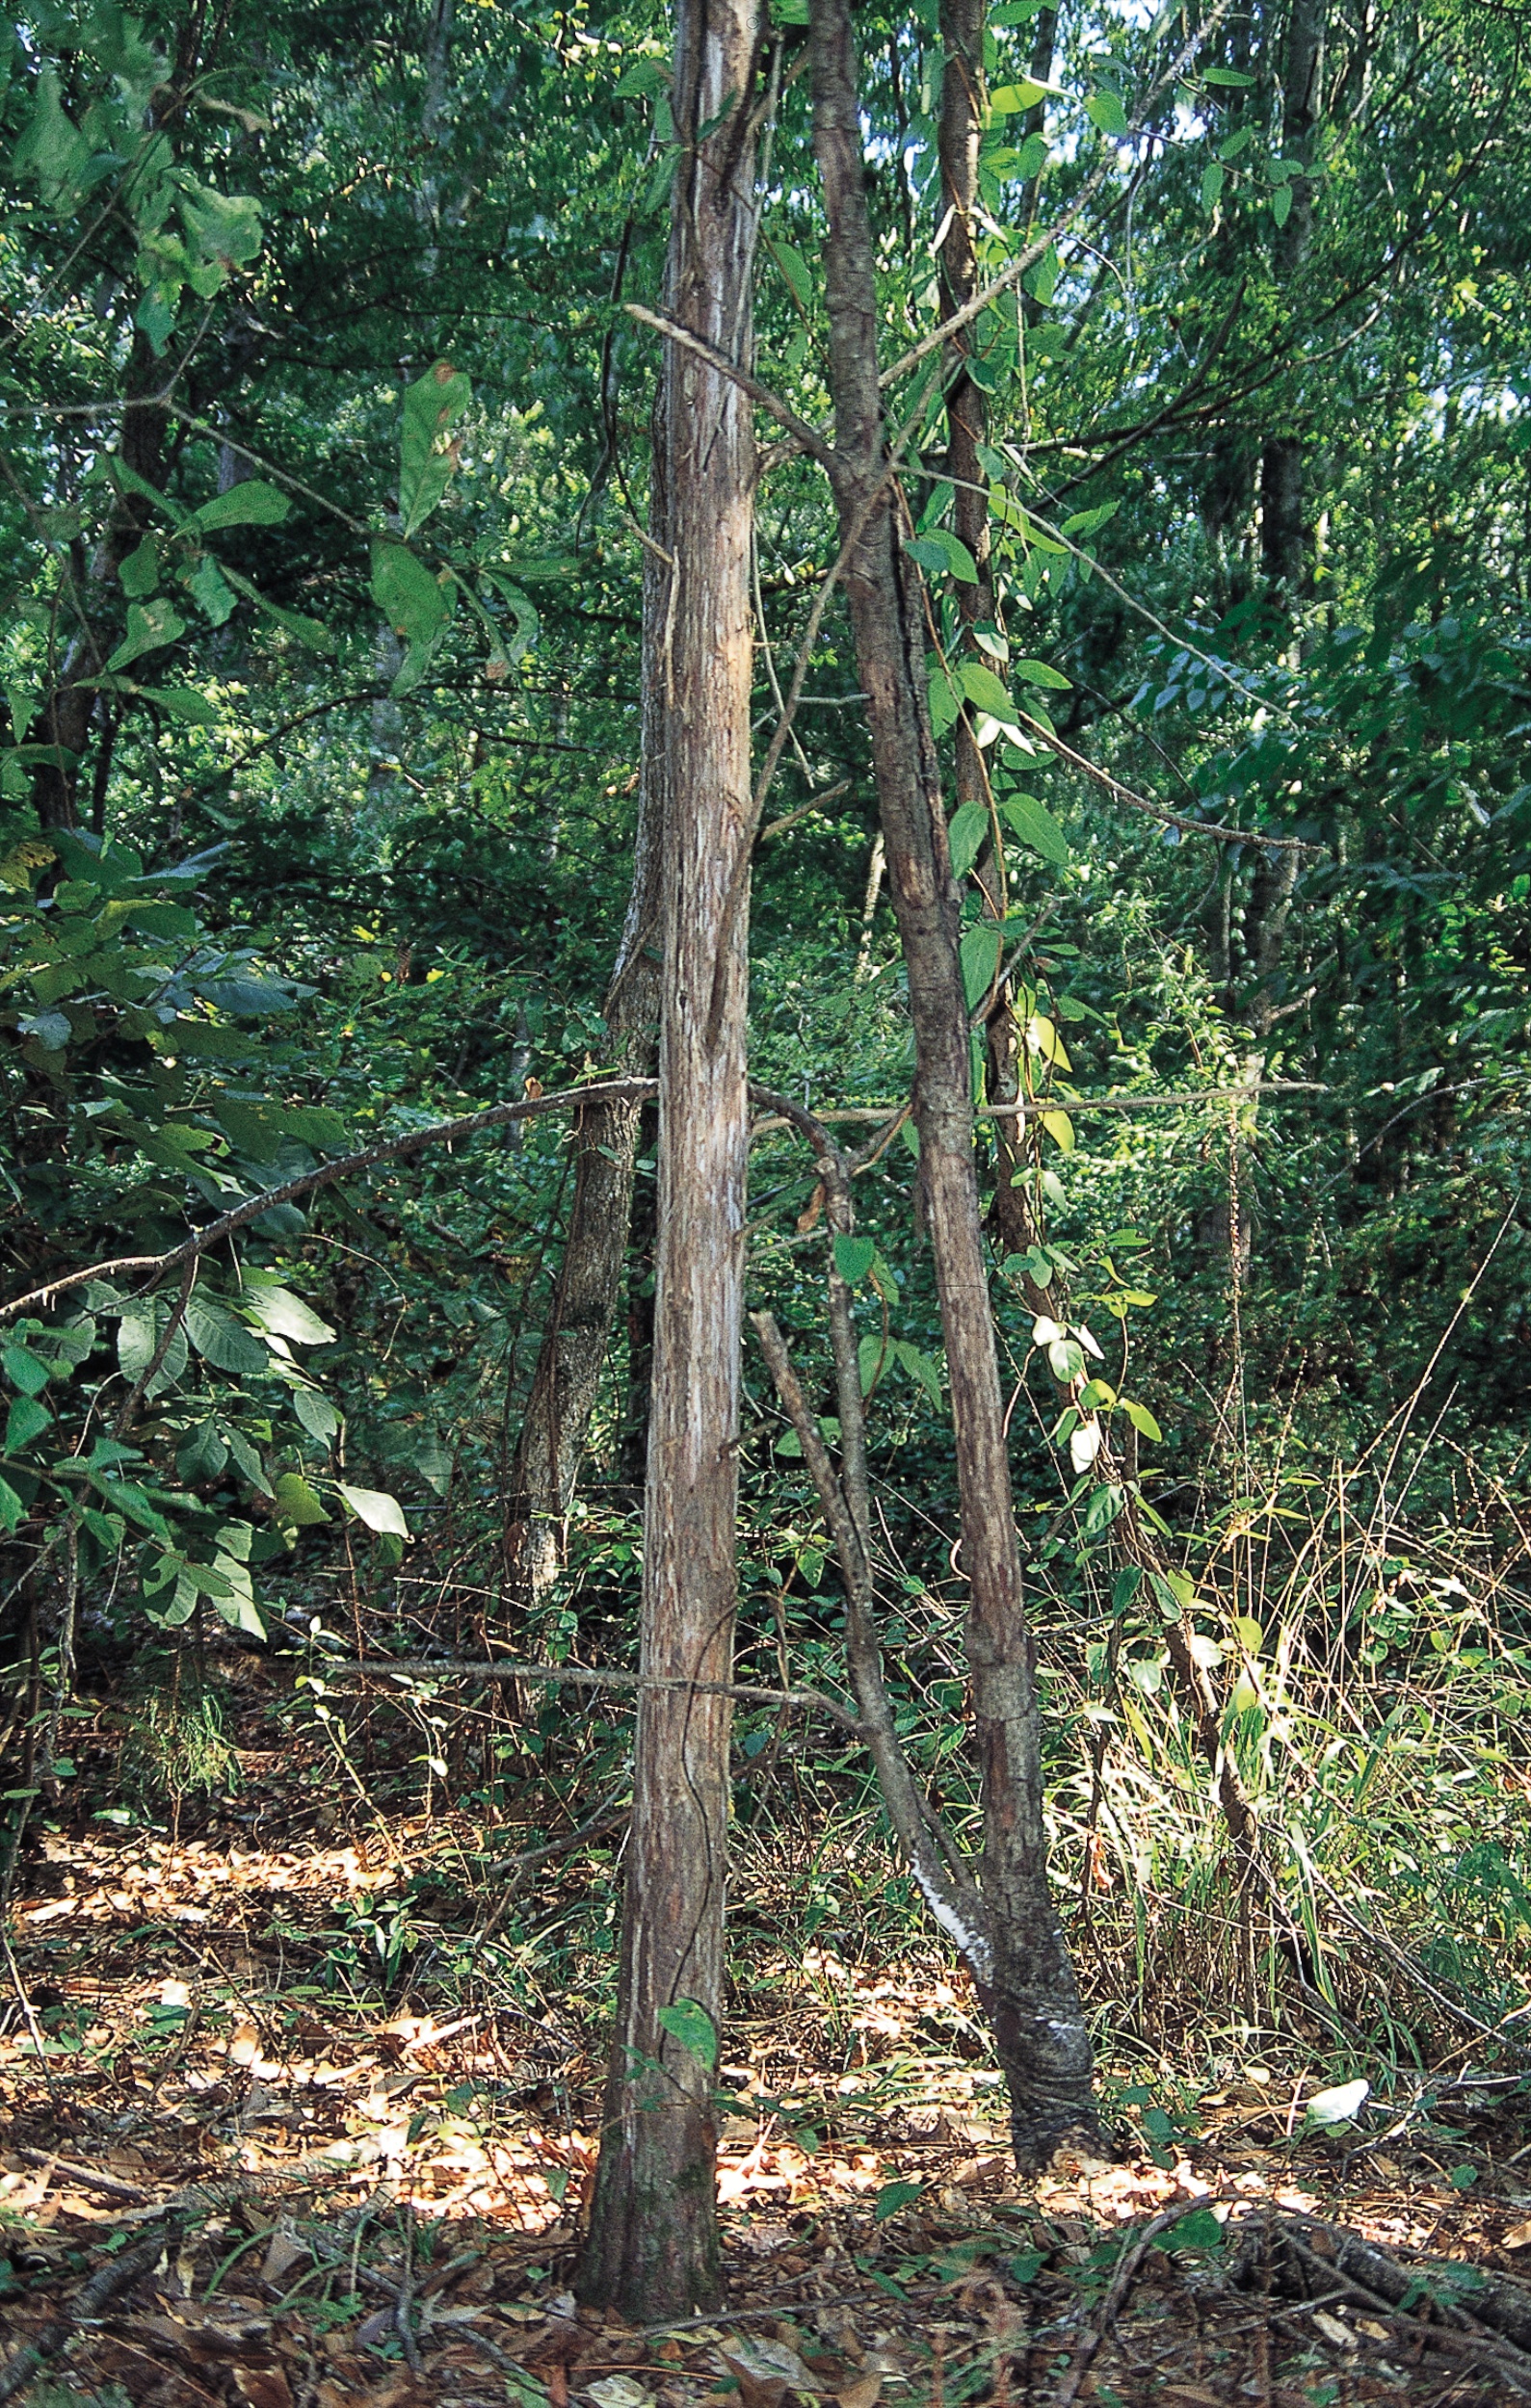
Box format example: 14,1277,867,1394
4,1660,1531,2406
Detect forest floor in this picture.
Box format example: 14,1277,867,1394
3,1648,1531,2408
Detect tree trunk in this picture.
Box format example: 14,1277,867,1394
807,0,1096,2164
508,401,667,1612
1259,0,1325,607
34,336,169,832
577,0,760,2315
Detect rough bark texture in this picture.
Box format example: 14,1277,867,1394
807,0,1096,2165
577,0,759,2316
508,405,668,1611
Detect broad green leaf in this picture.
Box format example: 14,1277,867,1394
1272,181,1293,228
0,1477,26,1532
178,181,263,272
117,1300,189,1391
1086,90,1130,138
926,662,961,736
12,71,92,208
3,1345,50,1399
832,1234,876,1286
894,1341,944,1409
657,1997,718,2069
188,558,238,625
1202,65,1255,85
131,687,220,726
947,799,989,880
873,2179,924,2221
998,792,1070,867
188,479,291,532
907,529,979,583
961,919,1002,1009
1201,161,1225,213
272,1470,330,1526
226,1427,273,1496
176,1420,229,1482
184,1296,269,1376
858,1331,887,1397
960,662,1016,721
119,537,160,597
5,1395,50,1453
1013,656,1071,690
400,360,472,537
105,599,187,673
1154,2208,1227,2252
1122,1399,1162,1442
336,1480,410,1538
415,1428,453,1494
1059,500,1120,538
990,80,1048,113
613,55,671,96
1041,1109,1074,1153
292,1387,340,1446
243,1285,335,1347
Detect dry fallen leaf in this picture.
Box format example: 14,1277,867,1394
835,2377,882,2408
260,2229,308,2286
233,2369,294,2408
1505,2218,1531,2250
1310,2310,1357,2349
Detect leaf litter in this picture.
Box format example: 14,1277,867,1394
4,1671,1531,2406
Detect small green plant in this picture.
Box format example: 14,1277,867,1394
120,1656,240,1809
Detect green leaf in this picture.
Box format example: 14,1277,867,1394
832,1234,876,1286
105,599,187,673
400,360,473,539
999,792,1070,867
336,1480,410,1539
187,479,291,532
858,1331,887,1397
131,686,220,726
990,79,1048,113
1202,65,1255,85
217,563,335,652
371,537,453,691
187,557,238,625
243,1285,335,1347
1086,90,1130,138
907,529,979,583
119,537,160,597
292,1387,340,1446
272,1470,330,1527
873,2179,924,2222
176,1420,229,1483
5,1395,51,1453
1059,500,1120,539
766,238,814,311
893,1341,944,1410
1201,161,1225,213
225,1427,273,1496
1155,2208,1226,2252
947,799,989,880
1013,656,1071,691
960,662,1016,721
1122,1399,1162,1442
1272,181,1293,228
178,180,263,272
184,1296,269,1377
3,1346,50,1399
960,919,1002,1009
613,54,671,96
0,1477,26,1533
12,70,93,209
1041,1109,1074,1152
656,1997,718,2070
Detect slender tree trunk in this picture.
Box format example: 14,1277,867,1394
577,0,760,2315
807,0,1096,2164
508,404,667,1610
1259,0,1325,609
34,337,168,831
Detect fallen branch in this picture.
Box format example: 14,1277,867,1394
311,1654,863,1733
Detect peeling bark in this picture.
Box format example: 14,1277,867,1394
577,0,761,2315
